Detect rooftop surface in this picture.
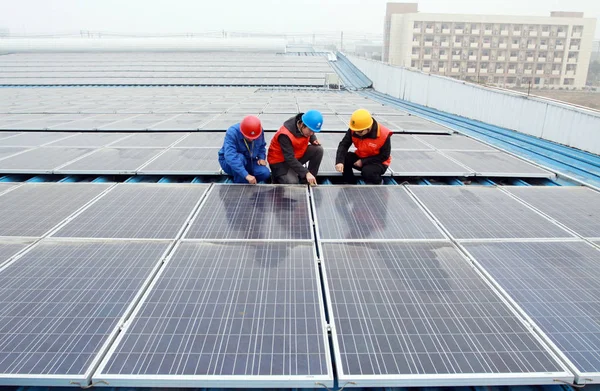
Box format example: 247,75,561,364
0,48,599,391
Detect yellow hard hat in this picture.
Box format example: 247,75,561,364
349,109,373,131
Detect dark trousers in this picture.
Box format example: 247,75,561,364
343,152,387,185
271,145,323,184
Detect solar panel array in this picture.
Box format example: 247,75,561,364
310,185,588,386
0,130,555,178
0,88,411,132
0,53,333,87
2,182,598,387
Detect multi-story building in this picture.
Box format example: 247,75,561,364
384,3,597,88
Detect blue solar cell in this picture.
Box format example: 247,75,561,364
96,241,332,387
0,240,170,384
463,241,600,381
321,241,571,387
186,185,312,240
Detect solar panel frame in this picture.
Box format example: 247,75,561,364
0,237,34,268
319,241,573,387
0,239,173,386
93,240,334,388
461,240,600,383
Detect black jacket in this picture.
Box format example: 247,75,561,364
335,119,392,165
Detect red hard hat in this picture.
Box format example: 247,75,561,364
240,115,262,140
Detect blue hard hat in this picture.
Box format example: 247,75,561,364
301,110,323,133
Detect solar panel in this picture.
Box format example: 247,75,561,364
0,183,110,237
444,151,554,178
52,184,209,239
389,151,472,176
415,135,495,151
98,114,179,131
321,241,571,386
0,147,27,160
0,183,16,194
185,185,312,240
46,133,130,147
377,117,451,134
463,241,600,382
505,187,600,238
56,148,162,174
137,148,222,175
0,147,93,173
0,238,32,267
0,132,74,147
313,186,445,240
173,133,225,148
149,114,217,131
49,114,140,131
390,134,433,150
409,186,575,240
95,241,332,388
109,133,185,148
0,239,170,385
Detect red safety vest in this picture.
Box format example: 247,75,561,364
267,126,309,164
352,123,392,166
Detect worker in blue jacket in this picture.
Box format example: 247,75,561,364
218,115,270,184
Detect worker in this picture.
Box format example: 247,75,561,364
218,115,270,184
335,109,392,185
267,110,323,185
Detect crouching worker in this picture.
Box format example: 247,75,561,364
267,110,323,186
335,109,392,185
218,115,270,184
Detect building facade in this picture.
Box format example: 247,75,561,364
385,4,597,88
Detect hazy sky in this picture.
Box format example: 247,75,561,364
1,0,599,38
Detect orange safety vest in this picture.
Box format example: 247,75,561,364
267,125,309,164
352,123,392,166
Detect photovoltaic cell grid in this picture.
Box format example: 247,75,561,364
463,241,600,379
313,187,445,240
409,186,575,240
96,241,332,387
0,240,170,380
506,187,600,238
321,242,569,386
52,184,209,239
186,185,312,240
0,183,110,237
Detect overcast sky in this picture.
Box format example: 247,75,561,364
1,0,598,39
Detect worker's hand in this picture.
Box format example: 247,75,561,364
312,139,321,146
335,163,344,173
354,159,363,168
306,172,317,186
257,159,267,166
246,174,257,184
